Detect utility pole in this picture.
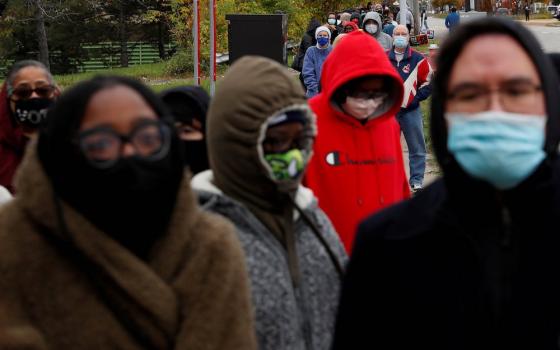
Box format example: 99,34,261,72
399,0,407,25
412,0,420,35
193,0,200,85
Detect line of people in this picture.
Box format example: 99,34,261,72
1,16,560,349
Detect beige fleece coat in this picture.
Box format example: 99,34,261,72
0,143,257,349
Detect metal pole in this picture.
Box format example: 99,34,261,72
209,0,216,96
193,0,201,85
399,0,408,26
412,0,420,34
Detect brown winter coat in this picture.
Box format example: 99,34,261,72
0,143,257,350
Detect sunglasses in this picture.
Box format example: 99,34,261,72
10,85,55,100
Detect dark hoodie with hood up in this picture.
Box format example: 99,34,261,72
192,56,347,350
333,18,560,350
160,85,210,175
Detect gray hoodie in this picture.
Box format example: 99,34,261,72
199,56,348,350
363,11,393,51
193,172,347,350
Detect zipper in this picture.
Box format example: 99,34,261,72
501,207,512,248
496,206,514,330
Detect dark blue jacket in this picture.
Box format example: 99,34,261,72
445,12,460,30
388,47,432,112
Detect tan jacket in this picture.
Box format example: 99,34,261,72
0,144,257,349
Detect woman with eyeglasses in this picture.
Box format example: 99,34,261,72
0,75,256,349
333,18,560,349
0,60,59,193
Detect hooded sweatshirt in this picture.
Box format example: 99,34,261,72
195,55,347,350
333,18,560,349
160,85,211,175
304,30,409,253
363,11,393,51
0,83,27,193
302,26,333,98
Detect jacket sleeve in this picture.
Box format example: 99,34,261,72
302,48,319,98
414,59,432,103
174,214,257,350
445,15,450,28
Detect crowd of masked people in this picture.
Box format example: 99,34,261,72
2,13,560,350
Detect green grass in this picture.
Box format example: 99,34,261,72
53,61,170,89
513,12,553,20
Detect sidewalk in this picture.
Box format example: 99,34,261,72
516,18,559,26
401,135,441,187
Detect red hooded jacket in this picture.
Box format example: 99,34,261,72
304,31,410,253
0,83,27,193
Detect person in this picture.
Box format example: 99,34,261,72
339,12,352,24
362,11,393,51
0,75,257,349
292,18,321,89
304,30,409,253
524,2,530,21
0,60,59,193
303,26,333,98
350,11,361,26
160,85,210,175
428,43,439,70
342,20,359,33
382,12,397,36
396,6,414,33
333,33,347,46
445,7,460,32
327,12,340,43
388,25,432,192
192,56,347,350
333,18,560,349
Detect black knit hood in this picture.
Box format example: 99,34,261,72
431,18,560,177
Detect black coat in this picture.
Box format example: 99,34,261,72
333,18,560,350
292,19,320,72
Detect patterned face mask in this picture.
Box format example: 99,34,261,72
264,148,305,181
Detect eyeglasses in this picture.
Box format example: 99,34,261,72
9,85,55,100
77,120,172,169
447,80,543,113
348,91,389,100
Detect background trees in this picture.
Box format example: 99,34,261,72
0,0,375,75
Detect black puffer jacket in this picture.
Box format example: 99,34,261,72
292,19,320,72
333,18,560,350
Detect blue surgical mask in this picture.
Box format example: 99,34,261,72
446,111,546,190
317,37,329,47
394,36,408,48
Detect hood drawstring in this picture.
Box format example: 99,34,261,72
290,194,345,279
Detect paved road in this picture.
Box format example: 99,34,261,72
426,16,560,52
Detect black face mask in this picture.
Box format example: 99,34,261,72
49,139,184,258
12,98,53,128
183,139,209,175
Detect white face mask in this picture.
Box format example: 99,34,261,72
343,96,384,120
365,23,378,34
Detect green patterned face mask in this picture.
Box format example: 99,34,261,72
264,149,305,181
